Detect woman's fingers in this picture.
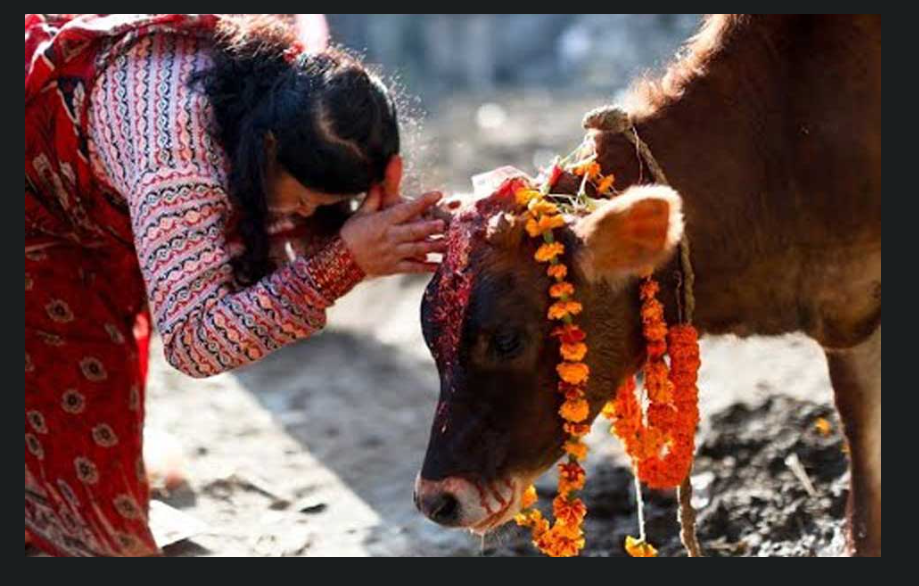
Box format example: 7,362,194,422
384,191,442,224
390,219,445,242
383,195,412,210
394,260,440,274
397,239,447,258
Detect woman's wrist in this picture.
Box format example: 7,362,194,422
299,235,366,303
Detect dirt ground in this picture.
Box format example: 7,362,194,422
128,276,848,558
28,93,851,557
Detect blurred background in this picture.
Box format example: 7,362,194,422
136,15,847,557
327,14,700,194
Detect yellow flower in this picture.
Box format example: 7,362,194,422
625,536,658,558
515,188,541,206
535,242,565,263
814,417,832,436
572,160,601,179
560,342,587,362
560,398,590,423
536,525,585,557
540,214,566,232
548,303,567,320
516,509,550,538
525,214,566,238
548,300,583,320
547,263,568,280
557,362,590,385
601,401,616,420
564,440,589,461
596,174,616,195
530,200,559,216
521,485,538,509
549,281,575,299
525,218,542,238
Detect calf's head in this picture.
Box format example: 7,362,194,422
415,178,684,532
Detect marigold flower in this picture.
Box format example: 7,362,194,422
548,300,583,320
521,485,538,509
516,509,550,538
535,242,565,262
530,200,560,217
639,277,660,300
601,401,616,420
557,380,583,395
814,417,832,436
540,215,563,234
557,362,590,385
525,218,541,238
560,342,588,362
536,526,585,557
549,281,575,299
641,298,665,323
525,214,566,238
552,521,585,541
644,322,669,343
596,174,616,195
644,361,674,403
547,303,567,321
547,263,568,280
646,340,667,361
557,462,586,495
552,324,586,344
553,496,587,528
515,188,541,206
563,388,585,404
559,398,590,423
625,536,658,557
572,160,601,179
563,422,591,438
564,440,588,461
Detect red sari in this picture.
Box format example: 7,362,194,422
25,14,221,558
26,14,361,556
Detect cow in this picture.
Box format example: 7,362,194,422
414,15,881,556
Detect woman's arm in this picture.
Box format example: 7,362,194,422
88,33,364,378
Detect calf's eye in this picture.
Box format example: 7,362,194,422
493,330,523,358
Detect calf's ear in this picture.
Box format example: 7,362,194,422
574,184,684,283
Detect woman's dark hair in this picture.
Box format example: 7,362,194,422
194,16,400,284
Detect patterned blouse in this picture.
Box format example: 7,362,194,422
87,33,365,378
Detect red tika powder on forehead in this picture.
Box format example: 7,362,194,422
428,223,474,373
426,177,528,387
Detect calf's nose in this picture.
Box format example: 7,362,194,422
414,476,463,527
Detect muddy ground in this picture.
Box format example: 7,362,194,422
29,93,851,557
141,281,849,558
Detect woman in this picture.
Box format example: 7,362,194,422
25,14,445,556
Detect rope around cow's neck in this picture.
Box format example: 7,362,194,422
583,105,703,558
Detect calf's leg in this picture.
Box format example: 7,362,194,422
824,326,881,556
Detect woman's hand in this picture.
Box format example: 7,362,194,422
341,188,447,277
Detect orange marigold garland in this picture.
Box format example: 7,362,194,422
512,152,701,558
603,277,701,555
513,171,593,557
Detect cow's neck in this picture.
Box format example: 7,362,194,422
620,19,793,339
606,16,879,345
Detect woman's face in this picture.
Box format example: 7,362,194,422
266,165,347,220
